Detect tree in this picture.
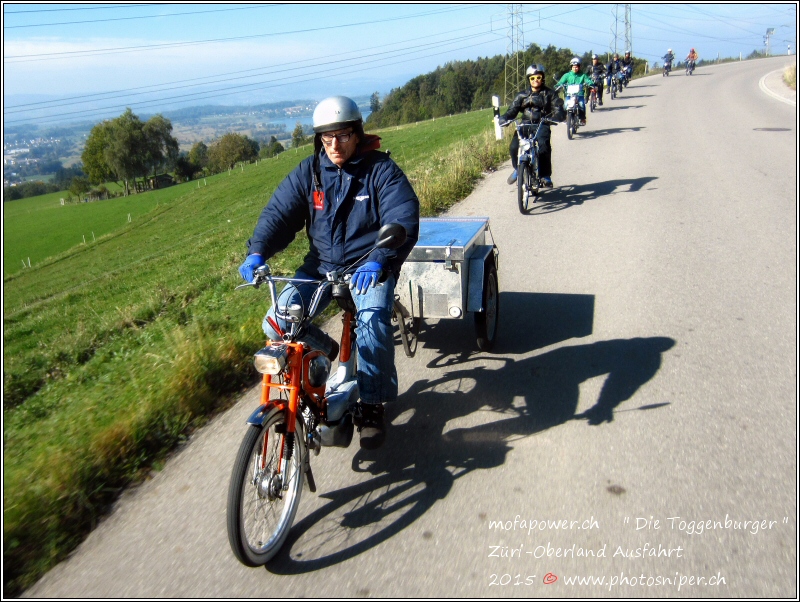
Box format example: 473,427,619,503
81,121,116,186
370,91,381,113
291,122,306,148
259,135,284,159
103,108,148,196
188,141,209,173
142,114,179,178
207,133,260,173
173,156,197,182
53,165,85,190
69,176,91,198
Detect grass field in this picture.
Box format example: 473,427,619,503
4,189,166,276
2,109,508,595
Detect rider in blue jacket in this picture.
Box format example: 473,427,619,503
240,96,420,449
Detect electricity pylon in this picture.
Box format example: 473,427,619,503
504,4,524,105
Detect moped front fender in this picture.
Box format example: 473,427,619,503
245,402,283,426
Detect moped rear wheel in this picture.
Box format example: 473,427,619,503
227,409,305,566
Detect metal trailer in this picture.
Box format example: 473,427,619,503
393,217,499,356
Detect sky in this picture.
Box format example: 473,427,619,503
2,2,797,129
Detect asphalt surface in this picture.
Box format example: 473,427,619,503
24,55,797,598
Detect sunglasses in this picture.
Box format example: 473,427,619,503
528,75,543,81
320,131,354,145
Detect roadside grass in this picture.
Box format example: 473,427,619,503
784,63,796,90
3,109,507,595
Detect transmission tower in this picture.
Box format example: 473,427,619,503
624,4,632,56
504,4,524,105
609,4,620,56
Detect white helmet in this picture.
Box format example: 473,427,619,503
570,57,581,66
591,54,598,59
668,48,672,52
312,96,362,134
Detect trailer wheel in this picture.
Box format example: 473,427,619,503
475,258,499,351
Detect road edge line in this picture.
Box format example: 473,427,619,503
759,69,796,106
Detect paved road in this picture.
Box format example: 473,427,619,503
26,56,796,598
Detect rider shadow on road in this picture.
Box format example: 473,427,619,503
579,126,645,138
532,176,658,212
267,290,675,576
598,104,645,111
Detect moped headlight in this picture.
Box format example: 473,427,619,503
520,139,531,152
254,345,288,375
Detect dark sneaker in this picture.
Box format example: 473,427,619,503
507,169,517,185
357,403,386,450
541,177,553,188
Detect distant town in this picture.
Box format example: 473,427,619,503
2,98,349,190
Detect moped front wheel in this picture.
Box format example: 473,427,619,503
516,161,528,213
566,113,574,140
227,409,305,566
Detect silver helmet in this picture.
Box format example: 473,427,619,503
312,96,362,133
526,64,545,77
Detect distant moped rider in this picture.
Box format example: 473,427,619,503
663,49,675,72
606,53,622,92
239,95,420,450
587,54,607,105
621,50,634,81
685,48,698,72
499,64,565,188
557,57,595,126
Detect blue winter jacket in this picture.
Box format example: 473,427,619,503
246,136,420,279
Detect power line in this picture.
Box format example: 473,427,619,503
3,4,162,13
4,30,496,115
4,23,493,110
3,5,280,29
4,6,478,61
4,34,503,126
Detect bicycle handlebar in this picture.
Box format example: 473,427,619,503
236,266,348,340
500,117,559,129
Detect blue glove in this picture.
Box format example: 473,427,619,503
350,261,383,295
239,253,264,282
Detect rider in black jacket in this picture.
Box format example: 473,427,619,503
586,54,607,106
606,53,622,92
499,64,565,187
621,50,634,82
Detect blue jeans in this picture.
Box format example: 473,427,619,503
575,96,586,120
262,269,398,404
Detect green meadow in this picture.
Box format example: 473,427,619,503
4,187,164,277
2,109,507,595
